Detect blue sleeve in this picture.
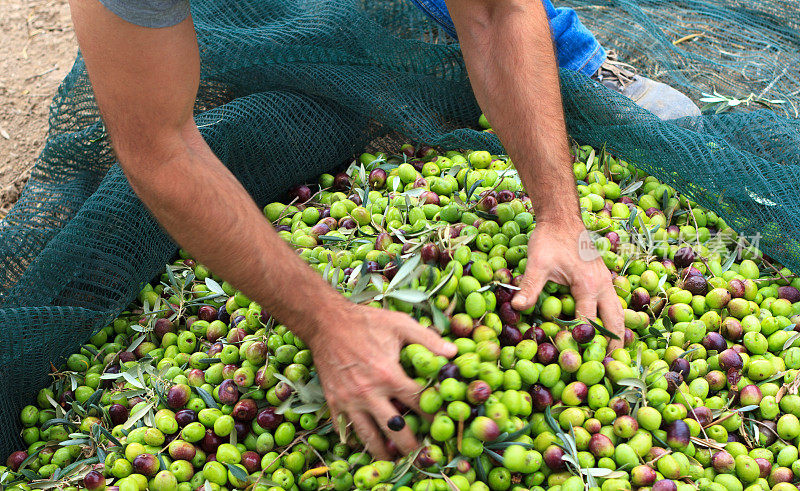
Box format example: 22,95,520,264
98,0,191,28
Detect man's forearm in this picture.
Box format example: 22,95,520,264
447,0,580,225
125,126,349,343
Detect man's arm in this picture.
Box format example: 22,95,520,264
445,0,625,349
69,0,456,458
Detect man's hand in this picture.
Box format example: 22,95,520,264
308,304,457,460
445,0,623,348
511,219,625,351
69,0,455,457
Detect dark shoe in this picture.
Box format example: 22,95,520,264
592,50,701,120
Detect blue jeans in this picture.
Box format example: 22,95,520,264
409,0,606,77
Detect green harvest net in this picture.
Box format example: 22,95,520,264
0,0,798,455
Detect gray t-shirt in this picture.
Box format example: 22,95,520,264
99,0,190,28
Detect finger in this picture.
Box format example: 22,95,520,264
349,411,391,460
393,376,433,422
574,295,598,322
369,397,420,456
510,266,548,311
403,321,457,358
598,286,625,353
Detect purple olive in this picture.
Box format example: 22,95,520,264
232,398,258,421
175,409,197,427
536,342,558,365
167,384,191,410
652,480,678,491
778,286,800,303
629,287,651,311
368,169,387,189
666,419,690,449
84,471,106,491
674,247,696,268
543,445,566,471
467,380,492,405
670,358,691,380
256,408,283,431
132,453,159,477
719,348,743,371
571,323,595,344
333,172,350,190
664,371,683,394
218,379,240,406
683,275,708,295
498,302,520,326
109,404,129,426
288,185,312,202
499,325,522,346
702,332,726,353
529,384,553,411
438,363,461,382
421,243,440,264
712,450,735,473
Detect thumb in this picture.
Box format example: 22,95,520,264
511,267,548,311
404,322,457,358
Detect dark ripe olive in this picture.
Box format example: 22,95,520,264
438,363,461,382
778,286,800,303
347,193,362,206
132,453,159,477
102,365,120,388
383,262,398,280
231,315,246,329
201,429,223,453
543,445,566,471
59,390,75,408
119,351,136,363
662,258,677,276
758,421,778,447
218,379,240,406
275,381,294,401
421,243,440,264
529,384,553,411
727,433,740,443
387,415,406,431
339,217,357,230
624,328,635,347
731,344,747,354
463,261,473,276
605,231,620,252
702,332,726,353
610,397,630,416
664,371,683,394
84,471,106,491
721,318,743,341
154,318,175,339
670,358,691,380
175,409,197,427
256,408,283,430
6,451,27,471
512,274,525,288
499,325,522,346
234,420,249,439
683,275,708,295
167,384,191,410
438,249,454,269
681,266,702,278
674,247,696,268
198,305,218,323
497,190,515,203
449,314,474,338
495,286,514,305
494,268,513,285
571,323,595,344
719,349,743,371
644,207,661,217
309,223,331,238
333,172,350,190
536,342,558,365
375,232,392,251
319,207,331,219
232,398,258,421
416,446,437,468
401,143,416,157
629,287,651,311
416,145,436,159
368,168,387,189
619,196,635,205
217,305,230,324
688,406,712,425
320,217,337,229
365,261,380,273
109,403,129,425
342,267,354,279
498,303,520,326
241,451,261,474
477,194,497,212
755,458,772,478
288,185,312,202
728,279,746,298
652,480,678,491
666,419,690,448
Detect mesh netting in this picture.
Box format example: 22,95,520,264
0,0,798,455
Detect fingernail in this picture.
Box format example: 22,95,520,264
444,342,458,355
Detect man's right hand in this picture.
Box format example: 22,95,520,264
307,303,457,460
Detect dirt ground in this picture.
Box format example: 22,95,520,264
0,0,76,215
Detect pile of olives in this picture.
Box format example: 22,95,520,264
4,119,800,491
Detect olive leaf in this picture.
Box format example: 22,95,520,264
429,301,449,334
194,386,219,409
783,332,800,351
385,289,429,304
721,251,738,273
225,463,250,483
465,179,484,203
586,317,620,340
